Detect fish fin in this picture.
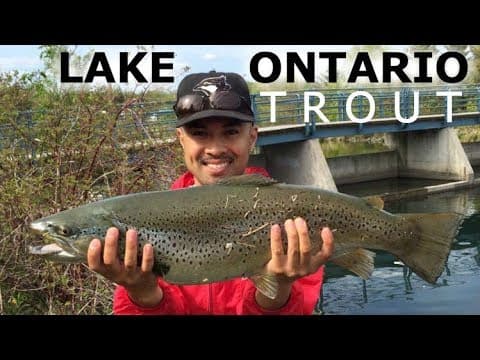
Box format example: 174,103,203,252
362,195,384,210
331,248,376,280
398,212,463,284
216,174,278,186
250,274,279,299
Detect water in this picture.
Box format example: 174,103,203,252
319,185,480,315
338,177,448,197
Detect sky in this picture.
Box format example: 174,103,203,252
0,44,361,73
0,44,464,91
0,45,362,85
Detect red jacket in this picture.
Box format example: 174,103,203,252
113,167,325,315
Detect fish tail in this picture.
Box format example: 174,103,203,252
399,212,463,284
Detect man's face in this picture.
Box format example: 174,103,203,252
176,118,258,185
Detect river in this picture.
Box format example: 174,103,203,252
318,181,480,315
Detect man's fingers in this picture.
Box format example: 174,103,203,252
124,229,138,272
313,227,335,267
141,244,155,273
295,217,312,268
87,238,103,273
103,227,120,266
285,219,300,272
270,223,284,266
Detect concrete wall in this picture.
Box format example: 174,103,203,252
326,151,398,185
462,141,480,166
385,128,474,181
260,139,337,191
249,136,480,188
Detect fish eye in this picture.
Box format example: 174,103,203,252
57,225,72,236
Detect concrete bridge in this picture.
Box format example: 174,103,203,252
3,84,480,195
245,84,480,193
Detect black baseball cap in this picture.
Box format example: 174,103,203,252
173,71,255,127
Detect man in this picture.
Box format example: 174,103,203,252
87,71,334,314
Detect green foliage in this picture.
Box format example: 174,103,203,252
0,71,185,315
320,135,390,158
38,45,94,89
470,46,480,83
456,126,480,143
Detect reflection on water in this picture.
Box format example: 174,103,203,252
320,185,480,315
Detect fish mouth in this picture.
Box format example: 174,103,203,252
28,243,85,263
30,220,74,245
29,221,85,263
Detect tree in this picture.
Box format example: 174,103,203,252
38,45,94,89
469,46,480,83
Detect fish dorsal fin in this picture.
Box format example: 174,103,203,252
331,248,376,280
250,273,279,299
363,195,384,210
216,174,278,186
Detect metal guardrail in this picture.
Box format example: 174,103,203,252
2,85,480,150
251,84,480,125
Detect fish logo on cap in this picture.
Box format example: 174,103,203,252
193,75,232,97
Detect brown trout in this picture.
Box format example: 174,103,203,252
29,174,463,299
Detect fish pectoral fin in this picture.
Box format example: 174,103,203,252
250,274,279,300
362,195,384,210
331,248,376,280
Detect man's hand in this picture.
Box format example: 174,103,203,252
87,227,163,308
255,217,334,310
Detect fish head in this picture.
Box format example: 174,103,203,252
29,206,112,263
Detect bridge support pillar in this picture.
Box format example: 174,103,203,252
384,128,474,181
259,139,338,191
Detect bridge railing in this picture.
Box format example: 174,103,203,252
2,85,480,152
251,84,480,126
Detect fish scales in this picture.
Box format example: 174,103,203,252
29,174,463,293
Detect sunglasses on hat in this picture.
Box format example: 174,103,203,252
173,89,254,118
